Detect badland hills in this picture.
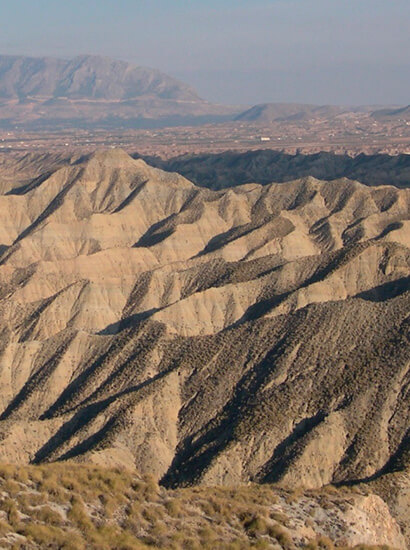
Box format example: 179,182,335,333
0,148,408,548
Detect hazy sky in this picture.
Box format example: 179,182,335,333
1,0,409,105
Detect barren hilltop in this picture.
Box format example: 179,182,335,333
0,149,408,547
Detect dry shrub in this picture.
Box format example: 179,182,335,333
18,490,48,509
284,487,304,504
67,495,94,533
142,504,165,524
198,525,217,544
306,536,335,550
269,509,289,525
316,535,335,549
38,471,67,501
28,465,45,484
0,519,11,536
242,514,268,536
96,524,145,550
267,523,294,548
2,478,22,497
99,492,119,518
0,498,20,529
22,523,85,550
0,464,22,481
165,498,183,517
31,504,64,526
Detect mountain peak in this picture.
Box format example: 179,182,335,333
86,148,137,164
0,53,201,101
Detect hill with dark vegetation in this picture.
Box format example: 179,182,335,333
372,105,410,121
234,103,376,123
136,150,410,190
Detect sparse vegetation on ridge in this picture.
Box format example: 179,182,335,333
0,463,402,549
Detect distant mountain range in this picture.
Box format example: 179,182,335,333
371,105,410,121
235,102,402,123
0,54,239,128
0,54,406,129
0,54,200,101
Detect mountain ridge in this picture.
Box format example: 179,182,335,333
3,149,410,194
234,102,384,123
0,54,200,101
0,54,240,128
372,104,410,121
0,54,405,131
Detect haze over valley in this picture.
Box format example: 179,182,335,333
0,54,409,160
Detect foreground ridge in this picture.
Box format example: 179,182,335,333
0,462,406,549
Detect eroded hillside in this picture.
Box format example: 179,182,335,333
0,149,408,501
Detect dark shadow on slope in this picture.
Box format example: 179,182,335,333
260,411,327,483
33,400,114,463
134,150,410,189
335,430,410,487
41,321,167,419
15,170,82,243
5,171,54,196
77,325,167,411
57,417,118,462
0,167,85,266
98,309,161,335
34,366,176,463
134,229,174,248
355,278,409,302
133,213,175,247
195,220,269,258
112,179,148,213
161,336,289,488
235,291,292,324
375,221,403,240
232,243,371,326
0,332,77,421
40,349,113,420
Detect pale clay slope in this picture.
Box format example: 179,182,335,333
0,149,409,546
0,149,407,336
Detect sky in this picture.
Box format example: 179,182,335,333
0,0,409,106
